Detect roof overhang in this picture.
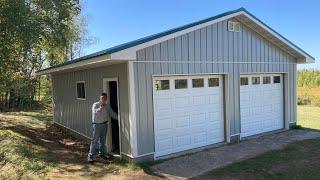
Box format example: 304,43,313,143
37,8,314,75
36,54,127,75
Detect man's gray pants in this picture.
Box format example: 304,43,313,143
88,122,107,157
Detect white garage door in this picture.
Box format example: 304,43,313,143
153,75,224,157
240,74,284,138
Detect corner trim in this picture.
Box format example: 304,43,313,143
127,61,138,157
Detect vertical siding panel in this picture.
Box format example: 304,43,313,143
223,21,228,73
188,32,195,73
212,24,218,72
160,41,169,74
195,29,201,73
234,27,240,134
153,44,161,74
242,26,247,73
247,28,252,73
137,49,148,154
201,27,207,73
168,39,175,74
181,34,189,73
206,25,213,72
217,22,223,73
256,36,261,72
175,36,182,74
145,46,155,154
252,33,257,72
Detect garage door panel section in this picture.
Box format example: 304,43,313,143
240,74,284,138
153,75,225,157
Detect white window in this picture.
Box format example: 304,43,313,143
76,81,86,100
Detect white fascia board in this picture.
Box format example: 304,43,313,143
36,54,111,75
241,11,315,63
110,11,243,60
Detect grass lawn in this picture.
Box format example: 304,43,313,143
0,111,159,179
297,105,320,130
194,105,320,179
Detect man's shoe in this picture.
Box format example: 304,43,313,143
87,155,94,163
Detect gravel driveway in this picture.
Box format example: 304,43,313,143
151,129,320,179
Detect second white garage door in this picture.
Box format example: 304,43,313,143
240,74,284,138
153,75,225,157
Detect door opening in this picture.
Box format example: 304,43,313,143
109,81,120,155
103,78,121,156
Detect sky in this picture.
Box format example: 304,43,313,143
81,0,319,69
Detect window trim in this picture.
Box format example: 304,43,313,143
76,81,86,100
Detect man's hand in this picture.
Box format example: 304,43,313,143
98,103,106,112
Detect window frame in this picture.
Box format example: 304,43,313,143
240,77,249,86
155,80,170,91
252,76,261,85
76,81,86,100
273,76,281,84
175,79,188,89
208,77,220,87
263,76,271,84
192,78,204,88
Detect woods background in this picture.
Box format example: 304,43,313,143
0,0,93,111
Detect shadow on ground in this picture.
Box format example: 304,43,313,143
0,112,162,179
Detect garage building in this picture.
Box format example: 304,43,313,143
37,8,314,161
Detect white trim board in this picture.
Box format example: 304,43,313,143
127,61,138,157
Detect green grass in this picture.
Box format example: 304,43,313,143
297,105,320,130
0,111,157,179
0,111,57,179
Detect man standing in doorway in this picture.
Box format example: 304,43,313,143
88,93,118,163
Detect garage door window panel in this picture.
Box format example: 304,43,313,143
175,79,188,89
192,78,204,88
252,77,260,85
240,77,249,86
155,80,170,90
263,76,271,84
273,76,281,84
209,78,219,87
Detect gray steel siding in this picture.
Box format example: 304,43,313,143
133,19,297,156
51,63,131,155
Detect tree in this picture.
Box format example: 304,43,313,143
0,0,91,110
